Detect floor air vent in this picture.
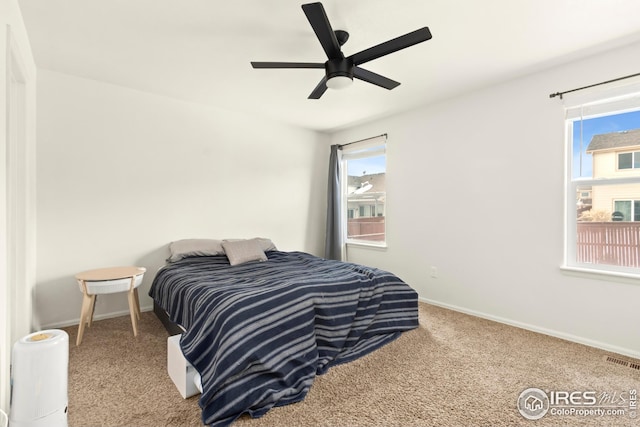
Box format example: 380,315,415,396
605,355,640,370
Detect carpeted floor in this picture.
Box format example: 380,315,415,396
62,302,640,426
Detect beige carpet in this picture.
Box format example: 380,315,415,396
62,303,640,426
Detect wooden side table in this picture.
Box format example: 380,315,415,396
75,266,146,346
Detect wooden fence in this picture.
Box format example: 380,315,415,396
347,217,385,242
576,222,640,267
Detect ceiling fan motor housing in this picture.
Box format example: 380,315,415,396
326,58,354,80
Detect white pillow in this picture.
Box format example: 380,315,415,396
167,239,224,262
221,238,268,266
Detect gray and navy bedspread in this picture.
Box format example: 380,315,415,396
149,250,418,427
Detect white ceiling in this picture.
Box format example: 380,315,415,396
17,0,640,132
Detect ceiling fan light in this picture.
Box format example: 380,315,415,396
326,75,353,90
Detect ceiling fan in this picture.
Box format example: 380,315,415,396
250,2,432,99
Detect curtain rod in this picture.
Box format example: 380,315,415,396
338,133,387,148
549,72,640,99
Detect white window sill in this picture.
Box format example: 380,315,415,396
346,241,388,250
560,265,640,282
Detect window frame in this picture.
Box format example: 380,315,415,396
341,136,387,249
563,85,640,278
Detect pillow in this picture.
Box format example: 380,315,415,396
221,238,268,266
223,237,277,252
256,237,277,252
167,239,224,262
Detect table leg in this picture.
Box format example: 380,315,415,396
77,289,93,346
133,288,141,320
128,276,138,336
88,295,97,327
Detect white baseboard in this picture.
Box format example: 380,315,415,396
419,297,640,360
42,304,154,330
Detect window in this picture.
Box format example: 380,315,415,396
617,151,640,170
565,86,640,275
341,136,386,246
613,200,640,221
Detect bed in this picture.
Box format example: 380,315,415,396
149,238,419,427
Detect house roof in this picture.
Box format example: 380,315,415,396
348,173,386,196
586,128,640,153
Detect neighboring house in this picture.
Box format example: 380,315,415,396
586,128,640,221
347,173,386,219
576,187,592,215
346,173,386,242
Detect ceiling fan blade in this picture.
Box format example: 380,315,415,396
348,27,432,66
353,67,400,90
308,76,328,99
251,62,324,69
302,2,344,60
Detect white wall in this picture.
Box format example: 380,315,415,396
35,69,328,328
332,41,640,358
0,0,37,414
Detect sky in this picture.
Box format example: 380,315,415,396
573,110,640,178
347,155,386,176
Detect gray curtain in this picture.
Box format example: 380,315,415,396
324,144,343,260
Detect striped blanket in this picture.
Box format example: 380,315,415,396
149,251,418,427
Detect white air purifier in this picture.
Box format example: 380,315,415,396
10,329,69,427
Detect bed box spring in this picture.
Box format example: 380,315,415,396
154,301,183,336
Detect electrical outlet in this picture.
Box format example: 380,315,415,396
430,266,438,278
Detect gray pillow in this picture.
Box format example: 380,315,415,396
167,239,224,262
223,237,277,252
221,238,268,266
